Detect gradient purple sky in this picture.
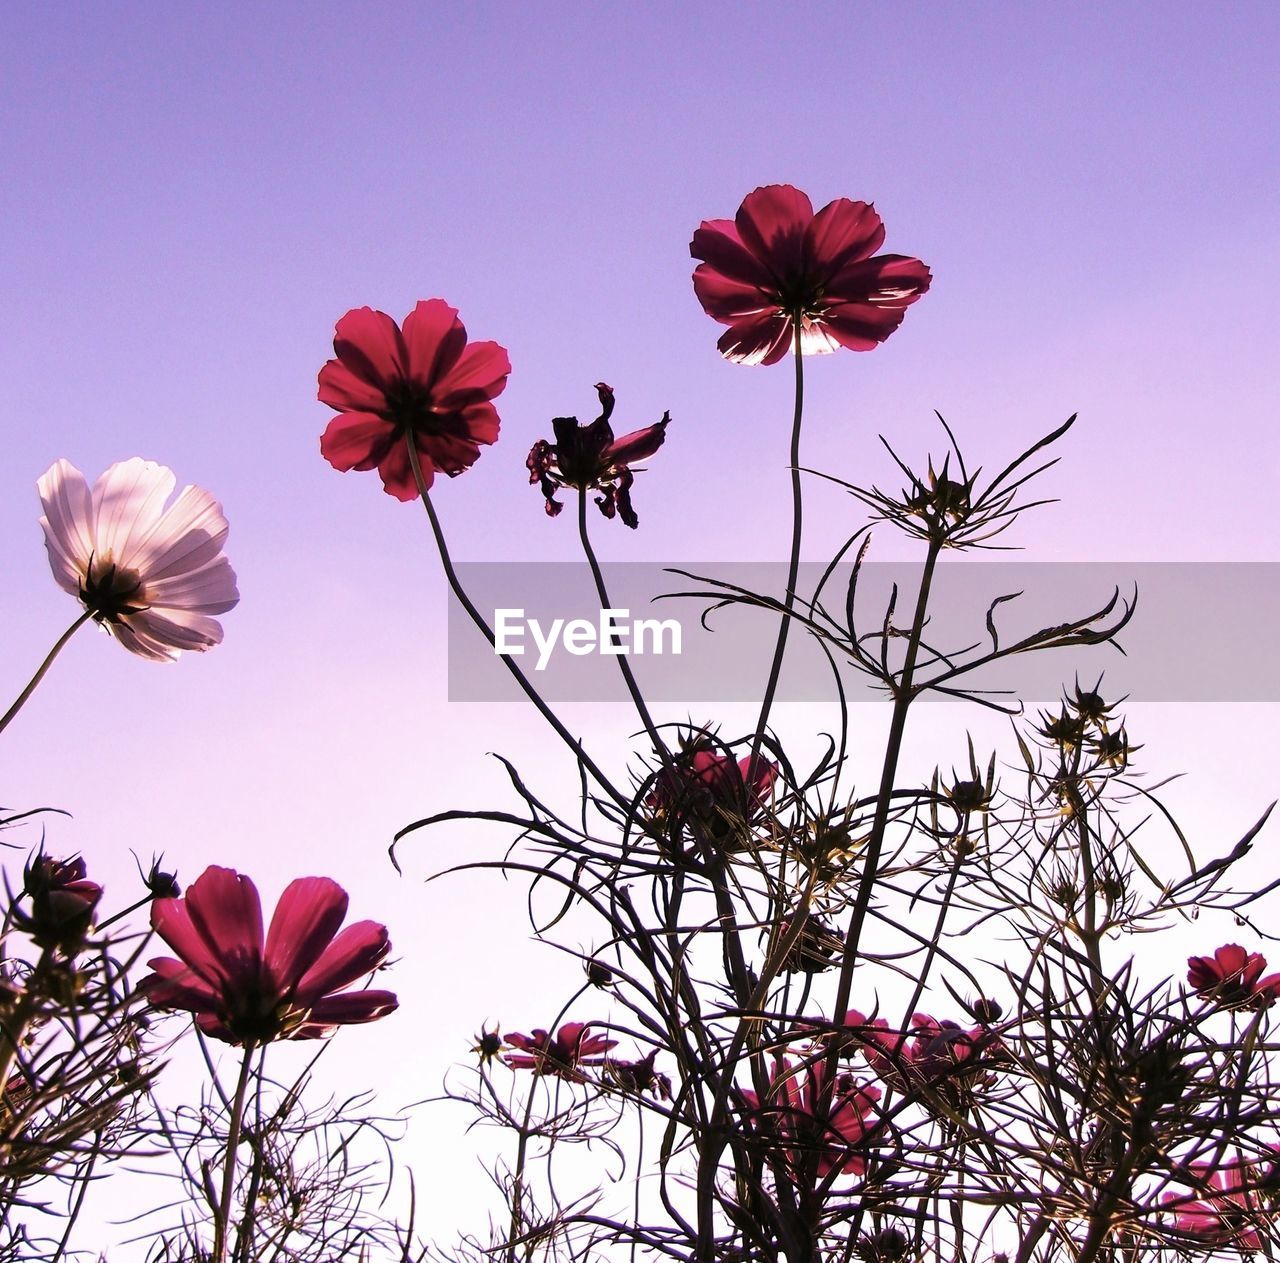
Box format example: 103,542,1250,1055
2,3,1278,1245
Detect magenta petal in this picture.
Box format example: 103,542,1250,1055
734,185,814,277
401,299,467,387
321,413,397,473
822,303,909,351
377,442,422,501
691,266,774,322
183,866,265,988
434,340,511,408
264,877,349,993
689,222,775,289
807,198,886,271
151,897,231,987
717,312,795,366
332,307,407,388
605,419,669,466
293,920,391,1005
317,359,387,413
138,957,222,1012
829,255,933,308
301,988,399,1027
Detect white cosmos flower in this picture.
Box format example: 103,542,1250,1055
37,458,239,662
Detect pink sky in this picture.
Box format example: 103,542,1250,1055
1,3,1277,1245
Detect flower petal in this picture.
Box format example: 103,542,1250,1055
715,312,795,366
37,459,94,596
264,877,349,993
692,265,776,322
183,866,265,993
433,340,511,409
734,185,815,282
376,441,422,500
92,459,177,571
401,299,468,389
689,220,776,289
294,920,391,1005
317,358,388,414
332,307,407,391
320,413,398,473
807,198,886,272
295,988,399,1032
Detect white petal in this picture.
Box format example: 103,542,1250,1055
92,459,177,569
147,557,240,614
131,485,231,580
36,459,94,596
129,608,224,653
108,619,179,662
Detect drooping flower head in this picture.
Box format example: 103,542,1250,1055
651,738,778,822
140,866,397,1045
503,1021,618,1082
37,458,239,662
1187,944,1280,1010
691,184,931,365
1163,1154,1280,1251
318,299,510,501
526,383,670,528
741,1053,879,1183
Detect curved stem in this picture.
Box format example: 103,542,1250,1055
405,441,626,809
0,610,93,738
576,487,669,765
749,323,805,764
212,1042,256,1263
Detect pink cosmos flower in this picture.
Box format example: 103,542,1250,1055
691,184,931,365
842,1011,1004,1103
526,383,670,528
37,458,238,662
1187,945,1280,1010
1163,1155,1280,1250
741,1054,879,1182
503,1022,618,1081
318,299,510,501
651,742,778,820
140,866,397,1046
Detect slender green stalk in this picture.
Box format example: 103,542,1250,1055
211,1043,256,1263
0,610,93,738
404,440,626,808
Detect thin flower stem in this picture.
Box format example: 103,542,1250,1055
749,322,805,765
832,533,944,1026
576,487,670,765
0,609,94,738
212,1043,256,1263
404,440,627,809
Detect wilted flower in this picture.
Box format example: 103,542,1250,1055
319,299,510,501
1187,944,1280,1010
741,1053,879,1181
37,458,238,662
690,184,930,365
526,383,670,528
140,866,397,1045
16,854,102,953
1163,1155,1280,1250
504,1022,618,1081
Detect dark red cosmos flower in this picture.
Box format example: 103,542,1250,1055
1162,1155,1280,1250
691,184,931,366
651,740,777,818
1187,944,1280,1010
527,384,669,529
319,299,510,501
17,855,103,953
741,1054,879,1181
504,1022,618,1081
140,866,398,1045
841,1011,1005,1103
